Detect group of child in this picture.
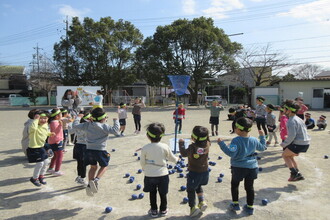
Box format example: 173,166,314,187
22,95,317,217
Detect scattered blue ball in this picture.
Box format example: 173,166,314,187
254,152,258,156
324,155,329,159
179,155,183,159
257,156,261,160
217,177,223,183
177,168,183,173
129,177,135,183
112,149,116,152
183,197,189,203
124,173,130,178
131,194,138,200
258,167,263,171
105,206,112,213
134,152,138,156
136,184,142,190
219,173,224,178
180,185,187,191
168,165,173,169
218,156,222,160
208,168,212,172
137,156,140,160
262,199,269,205
137,169,142,174
138,193,144,199
179,173,184,178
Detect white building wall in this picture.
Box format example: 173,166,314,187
251,87,279,107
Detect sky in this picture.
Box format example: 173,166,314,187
1,0,330,73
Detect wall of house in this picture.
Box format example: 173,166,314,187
251,87,279,107
0,79,9,89
279,81,330,109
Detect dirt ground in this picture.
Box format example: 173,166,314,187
0,106,329,220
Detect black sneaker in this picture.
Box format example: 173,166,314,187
212,132,215,136
291,173,305,181
148,209,158,218
30,177,41,187
38,177,47,185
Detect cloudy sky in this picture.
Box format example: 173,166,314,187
1,0,330,71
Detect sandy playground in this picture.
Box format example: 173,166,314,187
0,106,329,220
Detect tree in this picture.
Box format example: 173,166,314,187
282,73,296,81
236,44,290,87
290,64,323,79
53,17,143,92
136,17,242,103
28,53,60,105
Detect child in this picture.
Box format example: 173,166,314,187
132,97,145,134
205,100,224,136
281,100,311,181
179,126,210,217
71,110,91,185
117,102,127,136
73,107,120,196
84,89,104,109
173,103,186,134
255,96,268,136
61,108,74,150
21,109,39,157
295,97,308,120
140,123,179,217
279,106,288,142
27,111,55,186
304,113,315,129
266,104,279,145
217,117,266,215
47,108,64,176
317,115,327,130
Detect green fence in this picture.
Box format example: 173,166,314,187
10,96,56,106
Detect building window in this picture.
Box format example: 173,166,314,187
313,89,323,98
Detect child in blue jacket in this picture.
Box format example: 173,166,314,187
217,117,266,215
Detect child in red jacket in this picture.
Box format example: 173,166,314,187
173,103,186,134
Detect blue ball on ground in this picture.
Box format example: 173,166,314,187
208,168,212,172
131,194,138,200
183,197,189,203
134,152,138,156
112,149,116,152
137,169,142,174
137,156,140,160
218,156,222,160
124,173,130,178
324,155,329,159
217,177,223,183
258,167,263,171
168,165,173,169
180,185,187,191
138,193,144,199
105,206,112,213
136,184,142,190
262,199,269,205
179,173,184,178
219,173,224,178
129,177,135,183
257,156,261,160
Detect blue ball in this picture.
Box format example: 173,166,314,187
180,185,187,191
179,173,184,178
177,168,183,173
105,206,112,213
112,149,116,152
137,169,142,173
219,173,224,178
217,177,223,183
208,168,211,172
179,155,183,159
131,194,138,200
258,167,263,171
262,199,269,205
136,184,142,190
168,165,173,169
172,169,176,173
183,197,189,203
137,156,140,160
257,156,261,160
129,177,135,183
138,193,144,199
124,173,130,178
134,152,138,156
324,155,329,159
218,156,222,160
254,152,258,156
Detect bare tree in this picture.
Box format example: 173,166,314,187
236,44,290,87
290,64,323,79
29,53,60,105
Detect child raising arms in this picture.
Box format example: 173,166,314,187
179,126,210,217
140,123,179,217
218,117,266,215
73,107,120,196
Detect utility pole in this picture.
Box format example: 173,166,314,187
33,43,43,74
65,16,69,77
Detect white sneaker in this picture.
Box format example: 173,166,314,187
89,180,98,193
86,185,94,197
53,171,64,176
136,131,140,134
75,176,80,182
77,177,86,186
47,169,55,174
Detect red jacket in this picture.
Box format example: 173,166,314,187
173,108,186,119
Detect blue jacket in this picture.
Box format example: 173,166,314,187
218,136,266,169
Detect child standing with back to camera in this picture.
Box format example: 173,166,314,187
218,117,266,215
132,97,145,134
47,108,65,176
255,96,268,137
266,104,279,146
173,102,186,134
73,107,120,196
179,126,210,217
205,100,224,136
140,123,179,217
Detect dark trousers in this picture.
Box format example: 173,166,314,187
144,175,169,211
256,117,268,135
150,190,167,211
133,114,141,131
231,178,255,206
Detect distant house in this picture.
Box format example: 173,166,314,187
315,71,330,79
279,78,330,109
0,65,28,97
